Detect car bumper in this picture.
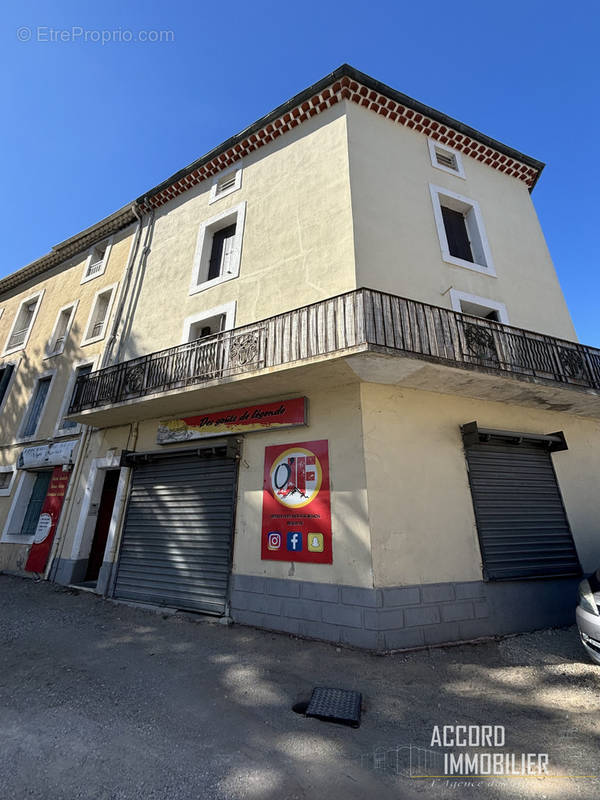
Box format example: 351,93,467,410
576,605,600,664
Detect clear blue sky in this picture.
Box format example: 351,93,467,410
2,1,599,342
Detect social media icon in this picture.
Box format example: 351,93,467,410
307,533,324,552
286,531,303,552
268,532,281,550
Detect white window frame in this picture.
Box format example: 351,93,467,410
449,289,509,324
17,369,56,443
45,300,79,357
81,237,113,284
182,301,237,343
0,465,17,497
429,184,496,277
0,358,19,416
81,283,118,346
54,357,98,437
208,164,243,205
3,290,45,357
189,201,246,295
428,139,465,178
1,471,38,542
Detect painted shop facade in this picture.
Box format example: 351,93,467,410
1,65,600,651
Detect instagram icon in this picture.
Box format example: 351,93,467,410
267,532,281,550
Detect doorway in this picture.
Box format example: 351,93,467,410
84,469,120,584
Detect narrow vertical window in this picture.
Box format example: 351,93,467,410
208,224,237,281
20,376,52,438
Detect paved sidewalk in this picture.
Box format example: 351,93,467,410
0,574,599,799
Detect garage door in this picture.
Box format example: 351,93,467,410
464,434,581,581
114,451,237,615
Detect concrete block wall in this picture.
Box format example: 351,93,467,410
230,574,580,651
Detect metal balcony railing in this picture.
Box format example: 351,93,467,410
68,288,600,414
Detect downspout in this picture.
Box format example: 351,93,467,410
101,203,144,368
46,204,144,581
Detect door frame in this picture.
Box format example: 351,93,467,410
70,454,130,591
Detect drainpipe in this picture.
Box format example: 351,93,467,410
101,203,144,368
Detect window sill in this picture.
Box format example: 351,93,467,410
54,428,82,439
2,345,25,358
80,266,107,285
80,333,106,347
189,271,238,296
442,252,497,277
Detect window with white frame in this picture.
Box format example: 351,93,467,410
182,301,236,343
3,291,44,354
82,284,117,345
428,139,465,178
56,362,94,435
209,165,243,204
19,374,53,440
190,202,246,294
429,185,495,276
47,302,78,356
0,465,16,497
82,239,112,283
449,289,509,324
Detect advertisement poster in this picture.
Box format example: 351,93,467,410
261,439,332,564
157,397,307,443
25,467,71,573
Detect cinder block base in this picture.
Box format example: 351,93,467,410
230,574,580,651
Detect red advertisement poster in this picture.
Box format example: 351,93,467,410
25,467,71,573
261,439,332,564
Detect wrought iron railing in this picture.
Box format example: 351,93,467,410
68,288,600,414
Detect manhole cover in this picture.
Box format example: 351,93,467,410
305,687,362,728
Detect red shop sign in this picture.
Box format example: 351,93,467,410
261,439,332,564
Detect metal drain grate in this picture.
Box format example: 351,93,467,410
305,687,362,728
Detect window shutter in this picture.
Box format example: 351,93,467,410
22,377,51,437
19,471,53,536
208,224,236,281
441,206,473,262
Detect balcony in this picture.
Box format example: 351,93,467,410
67,288,600,425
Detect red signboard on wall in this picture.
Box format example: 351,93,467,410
261,439,332,564
25,467,71,574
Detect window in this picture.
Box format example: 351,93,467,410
17,471,52,537
0,466,16,497
449,290,509,324
19,375,53,439
190,202,246,294
429,185,495,276
182,302,236,343
82,239,112,283
82,284,117,345
56,362,94,435
47,302,78,356
3,291,44,354
0,363,15,408
209,165,243,204
428,139,465,178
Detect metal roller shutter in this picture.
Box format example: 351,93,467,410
464,440,581,580
114,452,237,614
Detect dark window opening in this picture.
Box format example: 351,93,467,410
0,364,14,405
441,206,473,262
207,224,236,281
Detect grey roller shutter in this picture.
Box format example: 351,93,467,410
464,440,581,580
114,453,237,614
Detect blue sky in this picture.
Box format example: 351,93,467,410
2,0,599,342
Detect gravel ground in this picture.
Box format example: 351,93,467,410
0,574,599,800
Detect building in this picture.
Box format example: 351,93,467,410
2,65,600,651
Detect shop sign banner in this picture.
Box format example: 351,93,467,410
18,440,78,470
25,466,71,573
261,439,332,564
157,397,307,443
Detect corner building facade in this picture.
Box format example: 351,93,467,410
3,66,600,650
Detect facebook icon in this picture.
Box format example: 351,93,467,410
286,531,303,552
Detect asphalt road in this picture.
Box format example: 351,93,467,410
0,574,598,799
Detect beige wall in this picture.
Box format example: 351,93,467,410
346,102,576,341
0,225,136,561
121,103,356,359
361,382,600,587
